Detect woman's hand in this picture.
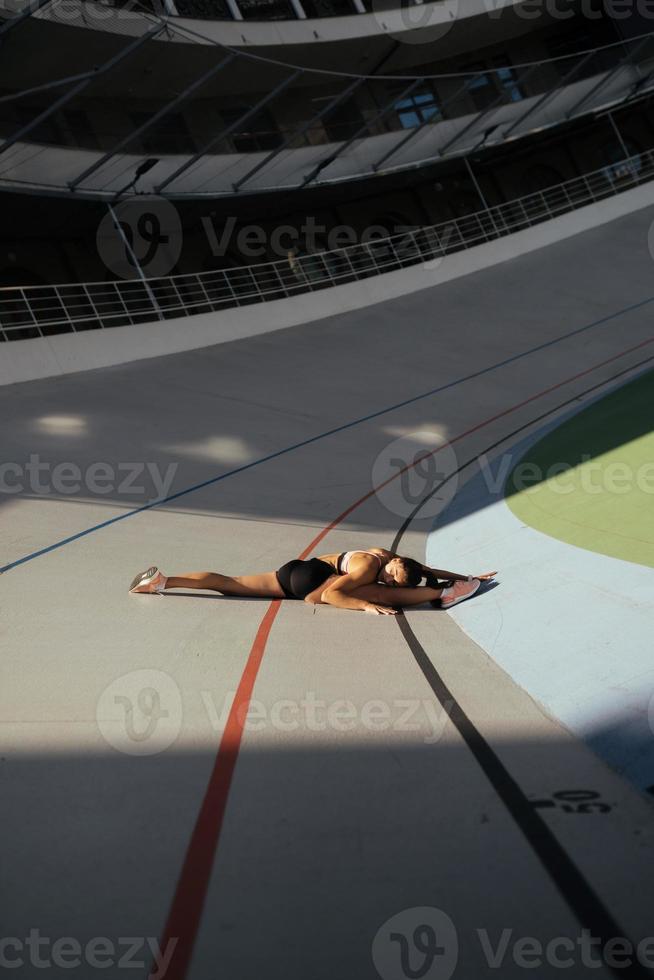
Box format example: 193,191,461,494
474,571,497,581
365,602,399,615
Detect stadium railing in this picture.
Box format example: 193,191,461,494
0,148,651,341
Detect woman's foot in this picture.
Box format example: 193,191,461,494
129,566,168,594
440,578,480,609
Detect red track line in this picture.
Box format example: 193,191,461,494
150,335,654,980
298,334,654,557
151,601,281,980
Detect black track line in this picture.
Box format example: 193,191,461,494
391,356,654,979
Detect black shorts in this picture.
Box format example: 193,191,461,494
275,558,335,600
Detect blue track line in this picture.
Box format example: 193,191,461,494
2,293,654,575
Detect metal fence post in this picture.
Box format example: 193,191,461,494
107,204,164,321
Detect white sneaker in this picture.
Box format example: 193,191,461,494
441,578,480,609
129,566,167,595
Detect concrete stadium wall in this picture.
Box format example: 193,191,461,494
3,179,654,388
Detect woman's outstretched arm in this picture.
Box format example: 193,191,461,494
351,582,444,608
420,564,469,582
421,564,498,582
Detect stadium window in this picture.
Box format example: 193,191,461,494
462,57,523,110
173,0,232,16
463,64,497,112
237,0,295,18
490,56,523,103
300,0,355,15
394,89,441,129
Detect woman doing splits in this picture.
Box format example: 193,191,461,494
129,548,496,615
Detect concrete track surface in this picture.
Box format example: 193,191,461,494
2,205,654,980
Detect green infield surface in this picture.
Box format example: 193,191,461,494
505,369,654,569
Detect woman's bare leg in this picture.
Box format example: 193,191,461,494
164,571,285,598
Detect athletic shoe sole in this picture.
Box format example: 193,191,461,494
441,578,481,609
129,566,160,593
